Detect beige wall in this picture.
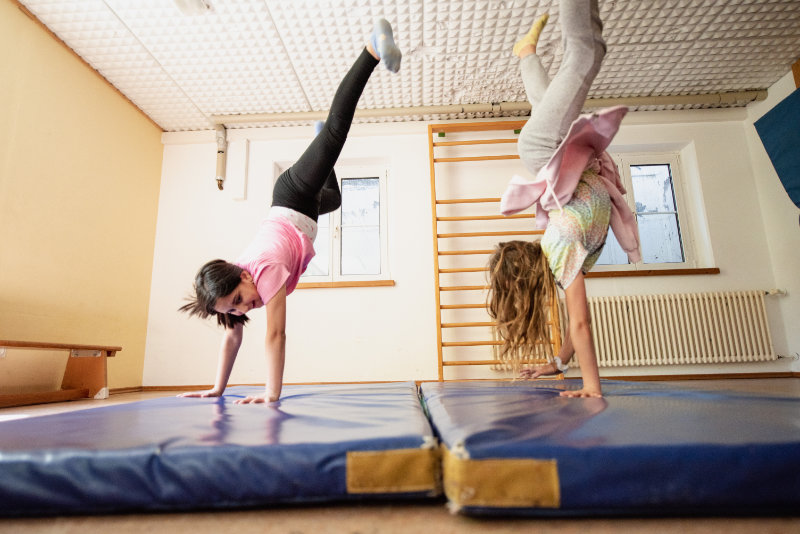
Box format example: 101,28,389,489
0,1,163,389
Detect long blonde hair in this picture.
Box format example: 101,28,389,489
487,240,556,370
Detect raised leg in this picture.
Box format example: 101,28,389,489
272,20,402,220
517,0,606,176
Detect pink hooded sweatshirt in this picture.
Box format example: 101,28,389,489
500,105,641,264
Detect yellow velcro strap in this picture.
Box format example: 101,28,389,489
346,447,441,495
442,444,560,509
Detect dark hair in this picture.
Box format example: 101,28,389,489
179,259,249,328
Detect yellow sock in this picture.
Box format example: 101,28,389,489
513,13,549,57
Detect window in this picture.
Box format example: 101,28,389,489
596,153,694,269
302,165,390,282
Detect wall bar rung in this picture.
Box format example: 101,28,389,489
442,359,549,366
442,341,502,347
434,155,519,163
438,250,494,256
437,198,500,204
442,322,495,328
440,304,486,309
437,214,534,222
439,267,488,273
440,285,488,291
433,139,517,147
438,230,541,238
431,120,527,134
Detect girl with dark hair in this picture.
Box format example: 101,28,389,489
178,19,402,403
488,0,640,398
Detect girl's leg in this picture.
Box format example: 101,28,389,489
271,49,377,220
272,20,401,220
310,120,342,216
517,14,551,118
316,169,341,216
517,0,605,176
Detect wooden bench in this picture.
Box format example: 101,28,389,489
0,340,121,409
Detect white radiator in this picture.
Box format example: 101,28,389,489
576,291,776,367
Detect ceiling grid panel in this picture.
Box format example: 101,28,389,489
20,0,209,130
14,0,800,130
266,0,416,123
104,0,305,123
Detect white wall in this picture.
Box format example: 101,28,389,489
745,72,800,371
144,81,798,387
144,123,439,386
587,104,795,376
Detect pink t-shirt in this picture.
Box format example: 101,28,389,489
234,216,316,304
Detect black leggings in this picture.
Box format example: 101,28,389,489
271,49,379,220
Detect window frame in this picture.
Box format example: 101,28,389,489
593,152,696,272
300,163,391,283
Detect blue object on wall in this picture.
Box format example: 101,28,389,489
421,380,800,516
0,383,439,516
755,87,800,209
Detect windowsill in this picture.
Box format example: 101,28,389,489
587,267,720,278
296,280,396,289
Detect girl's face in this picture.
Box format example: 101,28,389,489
213,270,263,316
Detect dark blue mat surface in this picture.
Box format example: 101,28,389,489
420,380,800,516
0,383,438,516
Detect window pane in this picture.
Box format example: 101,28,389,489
305,213,330,276
341,178,379,226
341,226,380,274
631,164,677,213
595,230,630,266
340,177,381,275
639,213,684,263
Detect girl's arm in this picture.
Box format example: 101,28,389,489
178,322,243,398
561,272,602,397
236,285,287,404
557,327,575,365
519,326,575,379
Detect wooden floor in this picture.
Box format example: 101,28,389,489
1,378,799,534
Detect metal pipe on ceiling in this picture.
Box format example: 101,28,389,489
214,124,227,190
210,90,767,125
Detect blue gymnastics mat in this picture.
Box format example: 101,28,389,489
0,383,440,516
420,380,800,517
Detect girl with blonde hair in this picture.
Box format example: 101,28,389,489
488,0,640,397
